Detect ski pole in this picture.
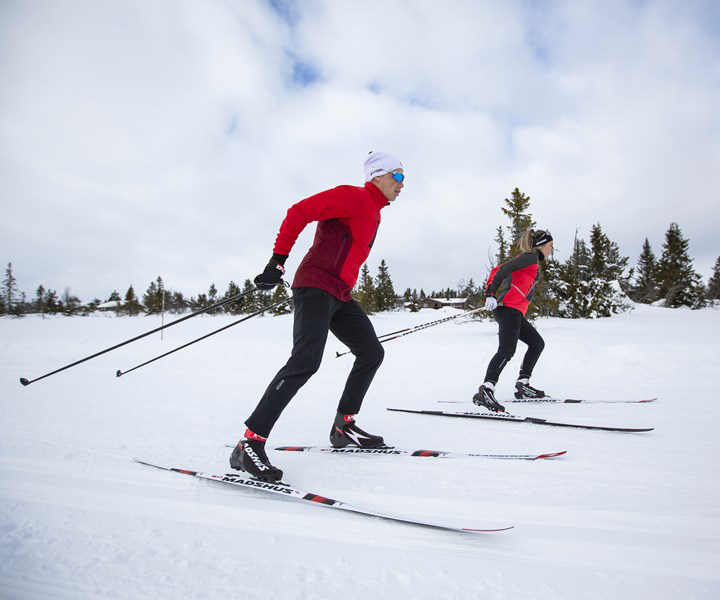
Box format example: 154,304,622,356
336,307,484,358
19,286,262,386
116,297,291,378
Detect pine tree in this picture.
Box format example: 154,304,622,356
656,223,703,308
631,239,659,303
459,278,482,307
402,287,420,312
190,282,220,313
270,283,293,315
531,256,562,318
142,277,166,314
410,288,420,312
494,226,509,264
223,281,243,315
123,285,143,316
242,278,264,313
555,226,630,319
190,293,208,312
45,289,60,314
354,264,377,313
707,256,720,300
501,188,535,256
586,223,631,317
168,291,187,313
33,285,47,314
206,283,220,314
556,233,592,318
2,262,19,315
142,275,166,315
374,259,396,311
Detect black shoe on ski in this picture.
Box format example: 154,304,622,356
229,439,284,482
514,380,546,399
330,413,386,448
473,384,505,412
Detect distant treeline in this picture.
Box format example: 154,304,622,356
2,188,719,319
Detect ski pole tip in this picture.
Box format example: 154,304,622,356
19,377,30,386
116,370,123,378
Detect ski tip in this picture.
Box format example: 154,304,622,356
463,525,514,533
132,458,163,469
534,450,568,460
639,398,658,403
133,458,196,475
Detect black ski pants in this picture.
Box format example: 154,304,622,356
484,306,545,385
245,287,385,438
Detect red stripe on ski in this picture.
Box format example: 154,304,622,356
412,450,442,457
304,494,336,505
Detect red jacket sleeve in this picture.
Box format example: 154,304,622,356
273,186,360,256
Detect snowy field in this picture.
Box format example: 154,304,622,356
1,304,719,600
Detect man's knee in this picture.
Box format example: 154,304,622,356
358,341,384,369
287,353,323,378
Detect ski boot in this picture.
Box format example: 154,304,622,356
229,432,283,482
330,413,386,448
514,379,546,399
472,383,505,412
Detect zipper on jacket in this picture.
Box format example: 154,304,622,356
511,284,528,299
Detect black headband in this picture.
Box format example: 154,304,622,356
532,230,553,248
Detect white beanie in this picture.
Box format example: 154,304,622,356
364,151,403,182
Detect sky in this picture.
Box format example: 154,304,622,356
1,0,719,302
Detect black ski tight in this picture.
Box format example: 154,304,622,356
245,287,384,438
484,306,545,385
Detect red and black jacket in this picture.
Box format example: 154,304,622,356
486,251,543,315
273,182,389,302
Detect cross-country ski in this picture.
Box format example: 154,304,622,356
438,397,658,404
134,459,513,534
273,445,567,460
387,408,654,432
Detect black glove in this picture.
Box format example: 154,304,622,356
254,254,288,290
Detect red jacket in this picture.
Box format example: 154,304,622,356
486,251,542,315
273,182,389,301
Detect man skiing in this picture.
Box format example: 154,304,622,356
474,229,554,412
230,151,405,481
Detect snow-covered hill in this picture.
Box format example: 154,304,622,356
2,304,719,599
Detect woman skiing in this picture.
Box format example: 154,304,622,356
473,229,554,412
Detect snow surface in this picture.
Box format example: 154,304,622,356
1,304,719,600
